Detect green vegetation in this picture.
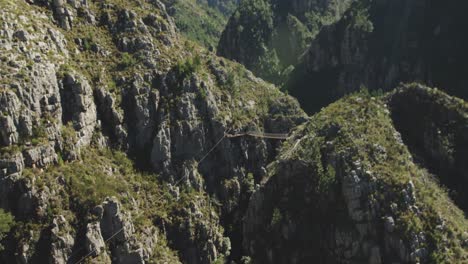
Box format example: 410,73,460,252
349,2,374,33
270,207,282,227
317,165,336,195
241,256,252,264
118,52,138,69
0,209,14,252
14,145,220,261
219,0,353,85
230,0,274,55
175,54,203,79
162,0,235,48
149,235,182,263
212,256,226,264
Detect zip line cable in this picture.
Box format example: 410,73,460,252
173,128,231,186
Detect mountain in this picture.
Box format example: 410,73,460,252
163,0,239,48
0,0,467,263
217,0,354,84
0,0,305,262
286,0,468,113
244,84,468,263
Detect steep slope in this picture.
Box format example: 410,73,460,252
0,0,306,263
244,84,468,263
287,0,468,113
163,0,239,48
217,0,354,84
387,84,468,214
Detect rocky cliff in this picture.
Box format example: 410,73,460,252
287,0,468,113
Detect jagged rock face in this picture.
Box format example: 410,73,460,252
59,73,97,149
0,1,306,263
85,222,110,262
23,143,58,168
243,88,468,263
217,0,353,84
120,64,306,260
287,0,468,113
387,84,468,213
49,216,75,264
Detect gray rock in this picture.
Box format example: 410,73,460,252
85,222,108,259
49,215,75,264
150,121,171,171
95,87,126,147
384,216,395,233
13,30,29,41
23,143,58,168
53,0,74,30
59,73,97,157
342,170,365,222
0,153,24,177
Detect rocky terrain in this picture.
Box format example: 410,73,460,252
0,0,305,262
0,0,467,264
244,84,468,263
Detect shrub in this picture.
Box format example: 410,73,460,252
351,4,374,33
0,209,14,251
317,165,336,195
270,207,282,227
119,52,137,69
175,54,202,79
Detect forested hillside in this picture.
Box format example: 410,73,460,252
163,0,239,48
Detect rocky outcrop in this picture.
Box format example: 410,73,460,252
49,215,75,264
59,73,97,158
94,87,127,148
95,197,149,263
23,143,58,168
85,222,109,261
123,76,161,157
166,196,230,263
0,153,24,177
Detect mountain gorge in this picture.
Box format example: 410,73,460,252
162,0,239,48
0,0,467,263
218,0,468,113
218,0,354,84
